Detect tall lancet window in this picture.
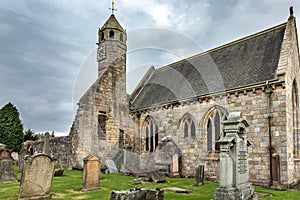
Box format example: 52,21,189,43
292,81,300,158
144,117,158,152
182,114,196,139
205,106,228,151
98,112,107,140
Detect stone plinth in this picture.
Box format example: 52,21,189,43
214,112,255,200
18,154,56,200
82,155,101,191
110,188,164,200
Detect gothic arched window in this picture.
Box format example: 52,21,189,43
205,107,228,151
144,117,158,152
292,80,300,158
182,114,196,139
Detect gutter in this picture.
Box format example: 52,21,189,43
265,81,273,187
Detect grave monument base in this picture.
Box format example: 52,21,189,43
214,183,254,200
18,194,51,200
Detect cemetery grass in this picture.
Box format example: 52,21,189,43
1,169,300,199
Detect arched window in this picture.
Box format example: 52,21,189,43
120,33,123,41
292,80,300,158
109,30,114,38
182,114,196,139
144,117,158,152
101,32,105,40
205,107,228,151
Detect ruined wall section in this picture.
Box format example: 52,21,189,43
24,136,72,169
70,56,134,169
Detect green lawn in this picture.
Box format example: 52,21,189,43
1,168,299,199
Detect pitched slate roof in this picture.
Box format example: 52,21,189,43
130,23,287,110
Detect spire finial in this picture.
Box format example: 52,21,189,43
289,6,294,20
109,0,118,14
290,6,294,16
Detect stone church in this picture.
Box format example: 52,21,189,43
27,9,300,189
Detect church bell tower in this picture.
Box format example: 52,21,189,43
97,2,127,76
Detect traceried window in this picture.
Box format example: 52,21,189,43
182,114,196,139
205,107,228,151
292,81,300,158
144,117,158,152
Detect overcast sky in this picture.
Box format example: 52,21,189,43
0,0,299,136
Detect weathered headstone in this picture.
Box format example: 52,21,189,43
18,154,56,200
110,188,164,200
18,149,30,172
44,132,51,155
105,159,118,173
214,112,255,200
169,153,179,177
0,145,17,184
82,155,101,191
194,165,204,186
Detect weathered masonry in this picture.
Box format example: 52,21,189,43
26,8,300,189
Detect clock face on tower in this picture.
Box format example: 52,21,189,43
98,44,106,61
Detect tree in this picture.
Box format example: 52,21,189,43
0,102,24,152
24,129,38,141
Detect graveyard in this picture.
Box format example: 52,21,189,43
0,166,300,200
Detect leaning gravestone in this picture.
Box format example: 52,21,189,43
0,144,17,183
82,155,101,191
18,154,56,200
214,112,255,200
105,159,118,173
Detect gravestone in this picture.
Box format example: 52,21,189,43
214,112,255,200
44,132,51,155
110,188,164,200
169,153,180,177
194,165,204,186
18,154,56,200
82,155,101,191
18,149,30,172
105,159,118,173
147,171,166,183
0,145,17,183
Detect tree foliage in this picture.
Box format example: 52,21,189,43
0,102,24,152
24,128,38,141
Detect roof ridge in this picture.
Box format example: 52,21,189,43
154,22,287,73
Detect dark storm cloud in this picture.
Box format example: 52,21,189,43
0,0,299,135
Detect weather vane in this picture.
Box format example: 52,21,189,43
109,0,118,14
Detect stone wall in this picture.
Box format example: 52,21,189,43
70,56,135,169
276,16,300,186
134,82,289,186
24,136,72,169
